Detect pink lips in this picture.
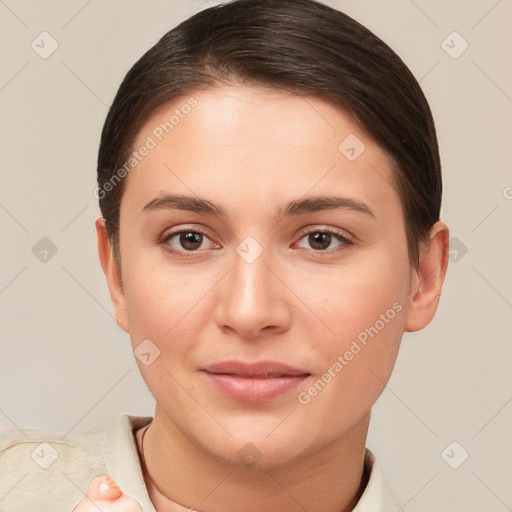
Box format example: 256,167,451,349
201,361,310,403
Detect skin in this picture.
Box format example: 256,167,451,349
82,85,449,511
73,475,142,512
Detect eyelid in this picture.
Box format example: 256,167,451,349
295,225,356,243
161,224,212,239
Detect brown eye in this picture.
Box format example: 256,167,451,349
178,231,204,251
308,232,333,251
295,228,354,253
161,228,216,255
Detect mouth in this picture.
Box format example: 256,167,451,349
201,361,311,403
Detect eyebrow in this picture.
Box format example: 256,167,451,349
142,194,376,219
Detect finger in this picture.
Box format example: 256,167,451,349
86,474,123,501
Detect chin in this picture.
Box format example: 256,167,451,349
191,419,325,470
210,438,310,470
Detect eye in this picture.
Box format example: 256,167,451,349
295,228,354,253
160,228,218,255
159,226,355,257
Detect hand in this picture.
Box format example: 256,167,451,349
73,474,142,511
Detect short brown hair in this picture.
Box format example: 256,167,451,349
97,0,442,268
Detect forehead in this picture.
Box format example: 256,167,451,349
123,85,400,217
139,85,367,155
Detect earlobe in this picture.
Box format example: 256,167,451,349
95,217,131,333
404,221,450,333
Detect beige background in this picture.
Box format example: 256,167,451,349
1,0,511,510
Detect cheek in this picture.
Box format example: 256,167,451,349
122,251,201,337
300,248,408,385
316,283,405,389
310,249,408,344
121,255,218,378
296,293,405,438
121,261,205,408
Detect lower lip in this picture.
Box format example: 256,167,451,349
203,372,310,403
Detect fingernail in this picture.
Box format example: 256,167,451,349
99,482,110,494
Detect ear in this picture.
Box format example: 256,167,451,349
404,221,450,332
95,217,130,333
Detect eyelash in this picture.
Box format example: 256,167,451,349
159,226,355,257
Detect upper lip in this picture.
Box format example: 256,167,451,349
202,360,310,378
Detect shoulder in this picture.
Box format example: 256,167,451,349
0,415,151,512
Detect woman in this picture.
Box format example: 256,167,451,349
0,0,449,510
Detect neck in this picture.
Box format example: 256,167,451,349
139,405,371,512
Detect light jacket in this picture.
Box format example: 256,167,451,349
0,415,404,511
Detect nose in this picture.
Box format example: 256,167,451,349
212,241,291,341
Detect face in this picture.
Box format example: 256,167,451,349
102,85,433,467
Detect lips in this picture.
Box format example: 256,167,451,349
203,360,309,377
201,361,311,403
